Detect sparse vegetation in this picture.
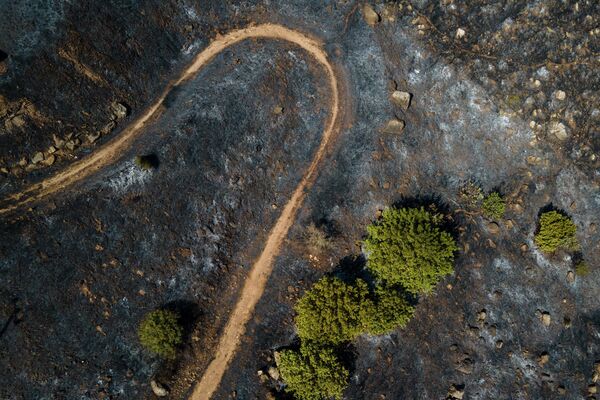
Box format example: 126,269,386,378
277,343,349,400
295,276,373,345
534,211,579,253
138,309,183,359
365,285,415,335
575,260,589,276
364,207,457,295
459,181,484,208
304,223,332,253
482,192,506,220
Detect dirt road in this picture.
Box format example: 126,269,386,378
0,24,342,399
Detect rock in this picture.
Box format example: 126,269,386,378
390,90,412,110
53,134,65,149
273,105,284,115
87,132,101,143
101,121,116,135
11,115,26,128
477,310,487,322
111,101,128,120
526,155,542,165
549,121,568,141
0,95,7,117
267,366,280,381
553,90,566,100
41,155,55,166
17,157,27,167
588,384,597,395
31,152,44,164
382,119,405,134
566,271,575,283
362,5,380,26
486,222,500,234
273,351,281,366
47,146,56,154
495,340,503,349
150,380,168,397
541,312,551,326
456,28,466,39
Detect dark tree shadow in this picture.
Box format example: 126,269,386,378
0,50,7,62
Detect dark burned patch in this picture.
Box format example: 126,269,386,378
0,50,7,62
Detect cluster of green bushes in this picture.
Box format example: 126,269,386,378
278,206,457,400
458,182,506,220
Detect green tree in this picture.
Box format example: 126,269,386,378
534,211,579,253
138,309,183,359
295,277,373,345
278,343,348,400
364,207,457,295
365,285,415,335
482,192,506,220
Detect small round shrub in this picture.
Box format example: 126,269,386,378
138,310,183,358
364,207,457,295
295,277,373,345
534,211,579,253
482,192,505,220
304,223,332,253
365,285,415,335
278,343,348,400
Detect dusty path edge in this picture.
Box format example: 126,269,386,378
0,23,343,400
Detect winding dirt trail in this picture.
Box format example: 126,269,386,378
0,24,342,400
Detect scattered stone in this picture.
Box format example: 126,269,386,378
541,312,551,327
18,157,27,167
382,119,405,134
11,115,26,128
111,101,128,120
566,271,575,283
593,361,600,382
87,132,101,143
362,4,380,26
65,140,78,151
486,222,500,234
520,244,528,252
588,384,597,395
549,121,568,141
31,152,44,164
267,366,280,381
150,379,168,397
557,385,566,395
41,155,55,166
47,145,57,154
563,316,571,328
53,134,65,149
101,121,116,135
273,105,284,115
496,340,503,349
390,90,412,110
526,155,542,165
257,370,269,384
456,28,466,39
553,90,566,101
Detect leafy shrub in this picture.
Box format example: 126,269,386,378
482,192,506,220
534,211,579,253
364,207,457,295
305,223,332,253
365,285,415,335
278,343,348,400
138,310,183,358
295,277,373,345
575,260,589,276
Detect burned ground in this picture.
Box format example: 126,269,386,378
1,1,599,400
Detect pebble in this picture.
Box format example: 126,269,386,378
111,101,128,120
41,154,55,166
267,366,280,380
31,152,44,164
554,90,566,100
456,28,466,39
541,312,551,326
486,222,500,234
566,271,575,283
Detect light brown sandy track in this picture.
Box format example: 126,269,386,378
0,23,343,400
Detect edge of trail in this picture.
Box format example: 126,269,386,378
0,23,343,400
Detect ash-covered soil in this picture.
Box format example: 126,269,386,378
1,1,599,400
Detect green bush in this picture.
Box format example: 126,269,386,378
364,207,457,295
459,182,484,208
278,343,348,400
482,192,506,220
305,223,332,253
138,310,183,358
534,211,579,253
295,277,373,345
365,285,414,335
